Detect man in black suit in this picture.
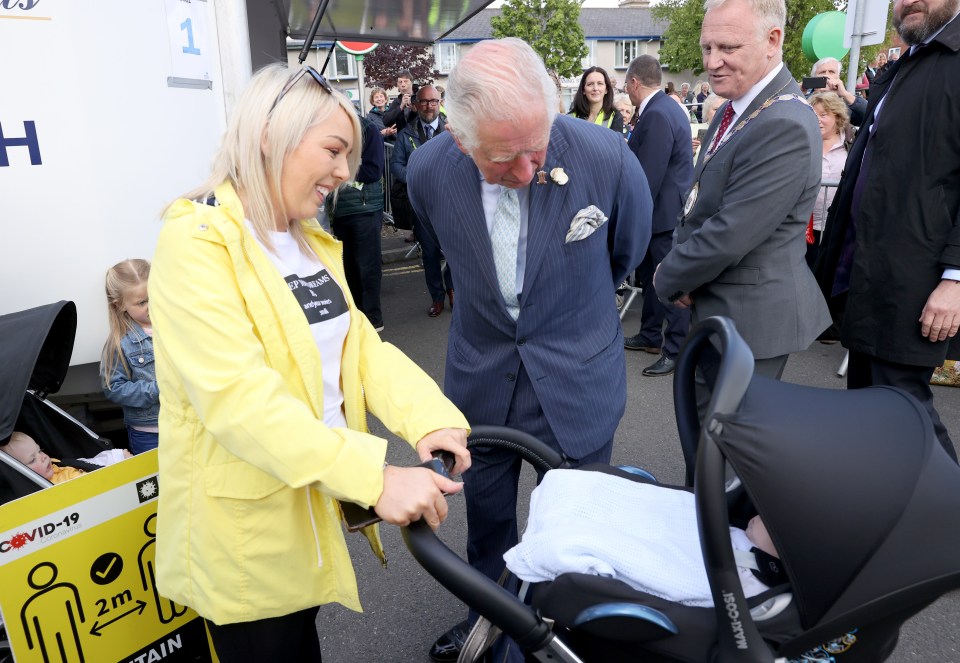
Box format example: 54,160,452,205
390,84,452,317
816,0,960,462
623,55,695,376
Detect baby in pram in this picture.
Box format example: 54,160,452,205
1,431,131,484
504,469,782,608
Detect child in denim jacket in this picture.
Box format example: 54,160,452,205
100,259,159,454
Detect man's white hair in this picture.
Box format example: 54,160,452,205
812,57,842,77
444,38,558,152
704,0,786,37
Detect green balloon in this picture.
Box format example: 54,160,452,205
802,11,851,62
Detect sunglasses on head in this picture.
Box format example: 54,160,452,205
269,65,333,114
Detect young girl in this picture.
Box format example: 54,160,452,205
100,259,159,454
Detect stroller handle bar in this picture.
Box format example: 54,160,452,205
401,425,570,658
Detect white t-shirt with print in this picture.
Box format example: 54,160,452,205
248,223,349,429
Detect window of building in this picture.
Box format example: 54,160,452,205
616,40,656,68
581,40,596,69
616,40,639,68
434,42,459,73
330,48,357,79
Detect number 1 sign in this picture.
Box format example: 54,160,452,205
164,0,213,89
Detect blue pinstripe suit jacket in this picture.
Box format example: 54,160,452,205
408,114,652,457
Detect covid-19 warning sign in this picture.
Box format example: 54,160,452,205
0,452,215,662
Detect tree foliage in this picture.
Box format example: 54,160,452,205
490,0,589,79
653,0,885,82
361,44,438,89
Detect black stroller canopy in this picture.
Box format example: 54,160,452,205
0,301,76,441
716,375,960,644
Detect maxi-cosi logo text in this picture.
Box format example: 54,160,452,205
0,512,80,553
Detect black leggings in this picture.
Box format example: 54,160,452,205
206,607,322,662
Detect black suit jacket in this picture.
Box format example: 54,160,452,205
816,15,960,365
628,91,694,234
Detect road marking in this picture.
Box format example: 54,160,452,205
384,265,423,276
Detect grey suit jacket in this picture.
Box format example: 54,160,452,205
406,114,652,457
656,66,830,359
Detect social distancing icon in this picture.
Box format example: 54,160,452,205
0,452,215,662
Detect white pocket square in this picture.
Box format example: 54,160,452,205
565,205,609,243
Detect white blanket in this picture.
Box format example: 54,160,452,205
503,469,769,607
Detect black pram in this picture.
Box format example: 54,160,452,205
403,316,960,662
0,301,115,505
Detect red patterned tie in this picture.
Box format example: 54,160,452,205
708,103,736,154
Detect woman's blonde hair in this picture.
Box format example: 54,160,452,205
809,91,851,139
101,259,151,387
173,64,361,254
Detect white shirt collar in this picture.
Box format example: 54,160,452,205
637,89,661,117
731,62,784,119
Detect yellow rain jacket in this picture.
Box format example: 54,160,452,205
150,181,469,625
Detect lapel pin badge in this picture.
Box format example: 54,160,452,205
536,170,547,185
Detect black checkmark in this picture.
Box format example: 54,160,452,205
90,552,123,585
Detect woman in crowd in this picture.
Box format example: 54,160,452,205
694,82,710,122
806,91,850,268
150,63,470,661
568,66,623,133
614,93,635,138
367,86,396,139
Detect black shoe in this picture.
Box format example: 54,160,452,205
624,333,661,354
429,620,471,662
643,354,676,377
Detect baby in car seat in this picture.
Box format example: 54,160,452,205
505,469,781,607
1,431,131,484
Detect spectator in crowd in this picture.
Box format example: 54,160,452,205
681,82,696,108
695,81,711,121
1,431,131,484
383,69,416,133
391,84,453,317
815,0,960,463
806,92,849,269
807,57,868,126
655,0,830,384
408,38,651,662
150,64,470,661
623,55,694,378
568,66,624,133
328,114,386,331
865,51,886,82
613,93,635,136
436,84,447,115
702,92,725,123
366,87,396,139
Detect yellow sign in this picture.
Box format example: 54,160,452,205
0,452,214,663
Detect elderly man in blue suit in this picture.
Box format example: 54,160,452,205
408,38,652,662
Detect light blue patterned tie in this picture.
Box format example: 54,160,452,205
492,186,521,320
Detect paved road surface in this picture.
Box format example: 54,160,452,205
316,259,960,663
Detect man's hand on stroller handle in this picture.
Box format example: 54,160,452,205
416,427,471,475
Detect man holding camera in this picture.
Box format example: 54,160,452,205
383,69,417,134
806,57,868,126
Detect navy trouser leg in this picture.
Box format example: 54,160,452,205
639,231,690,358
414,213,446,303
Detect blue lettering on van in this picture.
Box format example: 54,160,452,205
0,121,42,166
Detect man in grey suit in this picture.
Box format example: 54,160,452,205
407,38,652,662
655,0,830,380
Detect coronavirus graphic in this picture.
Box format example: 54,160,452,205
139,480,158,499
9,532,30,549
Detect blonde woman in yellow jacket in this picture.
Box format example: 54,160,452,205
150,64,471,661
